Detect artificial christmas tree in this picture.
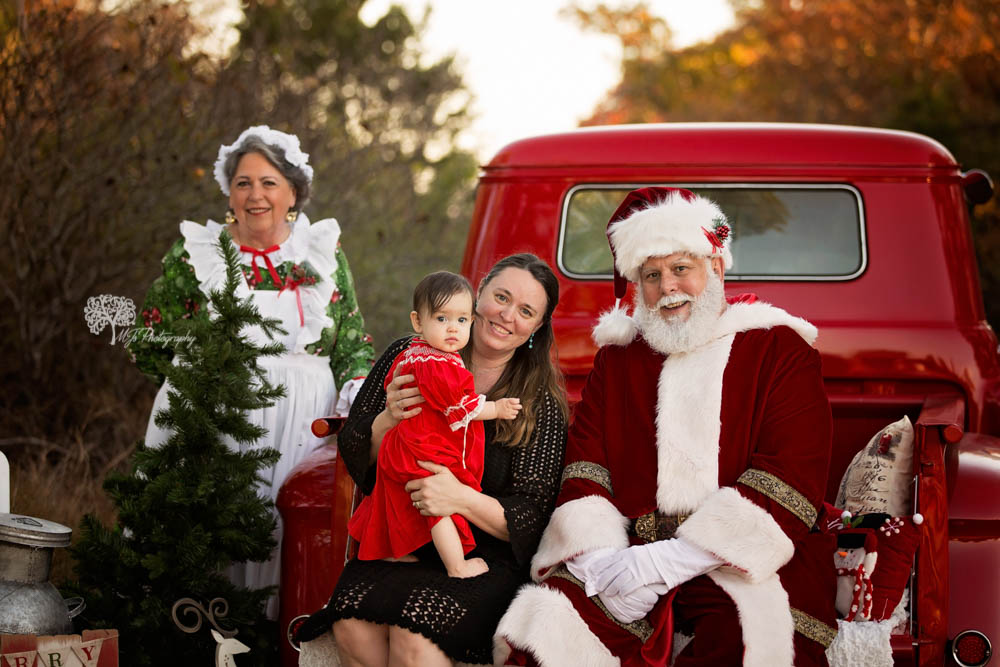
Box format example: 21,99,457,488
69,233,287,666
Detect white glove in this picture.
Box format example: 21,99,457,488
565,548,617,596
597,582,669,624
566,548,669,624
590,537,723,598
333,377,366,417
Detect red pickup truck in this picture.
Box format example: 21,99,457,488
278,123,1000,666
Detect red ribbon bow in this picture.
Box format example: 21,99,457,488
240,244,282,287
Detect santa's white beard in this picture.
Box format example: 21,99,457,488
633,271,725,355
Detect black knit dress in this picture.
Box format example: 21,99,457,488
297,337,567,664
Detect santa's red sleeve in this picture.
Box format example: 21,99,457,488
530,346,630,580
677,327,832,583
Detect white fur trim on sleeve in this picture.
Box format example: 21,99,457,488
494,585,619,667
530,496,630,581
676,487,794,582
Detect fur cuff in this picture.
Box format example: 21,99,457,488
494,585,619,667
592,304,638,347
531,496,630,580
676,487,793,582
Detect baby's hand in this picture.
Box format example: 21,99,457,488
495,397,522,420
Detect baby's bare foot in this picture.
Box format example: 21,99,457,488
447,557,488,578
383,554,419,563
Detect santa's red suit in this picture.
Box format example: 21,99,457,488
495,301,839,666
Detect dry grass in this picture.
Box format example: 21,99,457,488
6,398,151,586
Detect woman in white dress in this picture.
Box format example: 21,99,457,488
128,126,375,617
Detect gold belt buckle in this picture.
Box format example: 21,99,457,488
633,512,688,543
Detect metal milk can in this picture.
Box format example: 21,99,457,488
0,513,82,635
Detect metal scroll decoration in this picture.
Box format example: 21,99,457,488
171,597,238,639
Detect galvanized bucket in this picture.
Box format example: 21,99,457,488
0,513,83,635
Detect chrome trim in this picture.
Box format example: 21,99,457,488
951,629,993,666
556,182,868,282
287,614,310,652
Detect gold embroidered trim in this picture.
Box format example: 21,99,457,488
548,566,653,642
791,608,838,648
737,469,817,527
561,461,613,495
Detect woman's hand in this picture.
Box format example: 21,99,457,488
385,371,424,421
405,461,471,517
369,369,425,461
407,461,511,541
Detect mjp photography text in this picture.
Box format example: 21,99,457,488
84,294,193,347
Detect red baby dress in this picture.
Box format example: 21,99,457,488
348,338,486,560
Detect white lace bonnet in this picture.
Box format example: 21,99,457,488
213,125,314,196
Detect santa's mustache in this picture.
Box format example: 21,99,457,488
648,293,694,310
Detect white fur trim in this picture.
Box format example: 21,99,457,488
592,292,817,353
299,631,341,667
825,618,894,667
494,585,619,667
654,334,733,511
531,496,630,580
709,570,795,667
677,487,794,581
608,194,732,278
712,301,817,346
592,304,638,347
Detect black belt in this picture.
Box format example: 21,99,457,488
628,511,689,543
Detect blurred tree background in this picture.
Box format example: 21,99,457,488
567,0,1000,325
0,0,477,587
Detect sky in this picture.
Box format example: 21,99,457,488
358,1,735,161
191,0,735,162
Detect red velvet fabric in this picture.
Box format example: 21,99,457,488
347,338,484,560
547,328,836,659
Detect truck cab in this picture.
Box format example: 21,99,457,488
280,123,1000,666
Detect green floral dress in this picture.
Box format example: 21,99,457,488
128,214,375,613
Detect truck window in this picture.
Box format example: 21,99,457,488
559,185,866,281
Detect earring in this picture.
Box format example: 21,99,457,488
286,210,298,223
528,333,535,349
224,209,236,224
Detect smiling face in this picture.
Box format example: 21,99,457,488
228,152,297,243
473,267,547,354
411,290,474,354
639,253,724,322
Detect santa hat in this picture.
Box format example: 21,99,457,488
592,187,733,346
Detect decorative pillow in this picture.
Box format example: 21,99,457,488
836,415,915,516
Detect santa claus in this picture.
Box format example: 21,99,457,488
495,187,838,666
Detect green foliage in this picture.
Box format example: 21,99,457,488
227,0,479,346
1,0,476,574
571,0,1000,325
67,234,285,666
